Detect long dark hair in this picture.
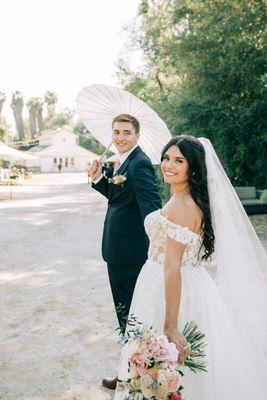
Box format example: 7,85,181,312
161,135,215,260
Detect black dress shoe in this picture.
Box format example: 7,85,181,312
102,376,118,390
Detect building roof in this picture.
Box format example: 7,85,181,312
29,142,98,159
29,145,49,153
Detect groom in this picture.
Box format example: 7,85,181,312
89,114,161,389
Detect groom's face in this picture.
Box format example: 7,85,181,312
112,121,140,154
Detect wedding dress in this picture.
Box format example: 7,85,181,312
114,138,267,400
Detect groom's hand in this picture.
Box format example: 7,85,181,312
89,160,102,181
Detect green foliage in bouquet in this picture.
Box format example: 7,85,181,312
182,321,207,373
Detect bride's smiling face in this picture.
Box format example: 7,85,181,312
161,145,189,185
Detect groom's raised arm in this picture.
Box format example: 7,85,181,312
130,158,162,221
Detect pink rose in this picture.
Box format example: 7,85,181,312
166,372,180,392
148,341,161,356
154,335,179,362
154,347,169,362
152,335,169,361
166,342,179,362
171,392,181,400
130,352,148,369
157,335,170,349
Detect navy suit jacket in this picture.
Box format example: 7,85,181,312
92,146,162,265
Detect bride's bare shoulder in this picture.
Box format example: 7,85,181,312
164,195,202,233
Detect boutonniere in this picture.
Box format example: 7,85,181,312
108,172,127,186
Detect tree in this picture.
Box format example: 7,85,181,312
0,116,11,142
118,0,267,187
44,90,58,121
27,97,40,139
0,93,11,141
73,121,106,155
170,0,267,186
0,92,5,115
0,92,7,140
49,107,74,127
11,91,25,140
36,98,44,134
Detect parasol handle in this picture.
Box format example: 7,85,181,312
99,141,113,163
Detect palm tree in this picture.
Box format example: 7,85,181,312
0,92,10,141
35,97,44,134
0,116,10,142
11,91,25,140
27,97,40,139
44,90,58,121
0,92,6,115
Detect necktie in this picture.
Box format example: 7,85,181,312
113,159,121,175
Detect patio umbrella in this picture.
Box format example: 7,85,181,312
0,141,38,161
76,84,172,164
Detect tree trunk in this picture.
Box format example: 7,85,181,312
37,106,44,134
29,108,37,139
11,92,25,141
0,116,9,141
12,106,25,140
0,96,5,115
47,104,56,120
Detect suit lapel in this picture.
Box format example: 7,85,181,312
117,146,142,176
109,146,142,198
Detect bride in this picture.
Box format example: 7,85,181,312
114,136,267,399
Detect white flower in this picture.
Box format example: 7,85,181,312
108,173,127,186
134,393,144,400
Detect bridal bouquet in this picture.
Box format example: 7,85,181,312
117,317,207,400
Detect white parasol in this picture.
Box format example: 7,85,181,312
76,84,172,164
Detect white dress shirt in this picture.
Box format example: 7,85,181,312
92,144,138,184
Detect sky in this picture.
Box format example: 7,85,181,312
0,0,141,129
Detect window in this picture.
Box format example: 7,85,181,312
71,158,75,167
65,158,68,167
53,158,57,165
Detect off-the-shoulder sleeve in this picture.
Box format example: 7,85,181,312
165,219,197,245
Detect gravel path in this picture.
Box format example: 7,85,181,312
0,173,266,400
0,173,117,400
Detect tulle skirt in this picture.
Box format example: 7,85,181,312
114,260,266,399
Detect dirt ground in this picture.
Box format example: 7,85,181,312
0,173,118,400
0,173,266,400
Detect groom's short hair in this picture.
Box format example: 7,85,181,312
112,114,140,133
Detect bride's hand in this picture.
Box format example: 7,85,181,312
164,326,190,364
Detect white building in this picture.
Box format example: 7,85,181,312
28,127,98,172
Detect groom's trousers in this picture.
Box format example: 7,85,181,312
107,262,144,334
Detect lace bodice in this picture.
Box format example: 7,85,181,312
144,209,202,268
